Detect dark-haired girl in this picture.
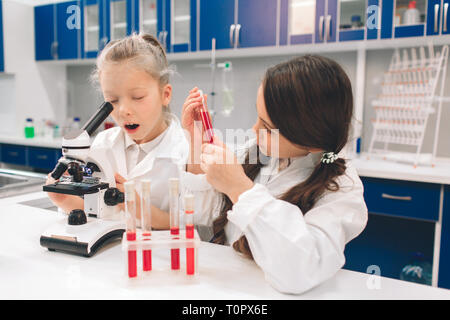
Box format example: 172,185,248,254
181,55,368,294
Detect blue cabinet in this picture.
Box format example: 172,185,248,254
0,144,61,171
58,1,82,59
280,0,316,45
237,0,277,48
170,0,197,52
28,147,60,170
35,1,82,60
81,0,108,58
200,0,277,51
315,0,337,43
344,177,441,285
443,0,450,34
362,177,440,222
0,0,4,72
200,0,235,50
338,0,367,41
35,4,56,60
1,144,27,166
380,0,450,39
438,185,450,289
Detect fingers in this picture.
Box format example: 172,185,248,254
183,90,202,112
114,173,126,192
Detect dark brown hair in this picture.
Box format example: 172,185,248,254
211,55,354,259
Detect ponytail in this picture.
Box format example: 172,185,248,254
213,153,347,260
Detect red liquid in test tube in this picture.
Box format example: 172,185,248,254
184,194,195,275
169,178,180,270
198,90,214,143
124,181,137,278
126,231,137,277
171,227,180,270
141,180,152,272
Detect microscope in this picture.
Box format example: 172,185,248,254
40,102,126,257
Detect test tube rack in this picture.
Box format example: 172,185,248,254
367,43,449,167
121,228,201,278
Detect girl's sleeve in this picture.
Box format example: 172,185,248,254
180,170,223,228
226,166,368,294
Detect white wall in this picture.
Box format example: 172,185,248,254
2,0,67,136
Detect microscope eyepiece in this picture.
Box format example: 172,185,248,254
82,102,114,136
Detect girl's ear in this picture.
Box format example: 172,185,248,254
162,83,172,107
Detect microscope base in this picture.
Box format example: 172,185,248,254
40,217,125,257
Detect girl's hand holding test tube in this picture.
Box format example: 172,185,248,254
182,87,253,204
200,141,254,204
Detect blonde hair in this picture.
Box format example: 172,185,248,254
90,33,175,118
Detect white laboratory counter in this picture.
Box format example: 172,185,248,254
1,192,450,300
351,154,450,185
0,134,62,149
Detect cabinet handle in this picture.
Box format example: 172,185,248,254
37,155,48,160
381,193,412,201
435,4,440,33
229,24,236,47
51,41,58,60
326,15,332,41
7,151,19,157
99,37,108,50
162,31,168,49
235,24,241,47
444,3,449,32
319,16,324,41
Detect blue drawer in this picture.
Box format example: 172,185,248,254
1,144,27,166
361,177,440,222
28,147,59,170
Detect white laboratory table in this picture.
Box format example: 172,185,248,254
1,192,450,300
352,155,450,185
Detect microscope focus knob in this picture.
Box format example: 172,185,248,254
104,188,125,206
68,209,87,225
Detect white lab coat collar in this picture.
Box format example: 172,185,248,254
95,114,188,180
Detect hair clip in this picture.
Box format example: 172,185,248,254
321,152,338,164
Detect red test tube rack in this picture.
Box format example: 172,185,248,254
121,228,201,278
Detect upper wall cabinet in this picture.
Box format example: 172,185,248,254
0,0,4,72
381,0,450,38
35,1,82,60
133,0,196,53
170,0,197,52
280,0,316,45
338,0,367,41
200,0,278,51
81,0,111,59
315,0,337,43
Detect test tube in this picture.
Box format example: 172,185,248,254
169,178,180,270
184,194,195,275
140,179,152,271
198,89,214,143
124,181,137,278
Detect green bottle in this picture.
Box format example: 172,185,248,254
25,118,35,138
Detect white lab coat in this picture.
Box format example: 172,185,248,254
90,114,189,212
181,142,368,294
